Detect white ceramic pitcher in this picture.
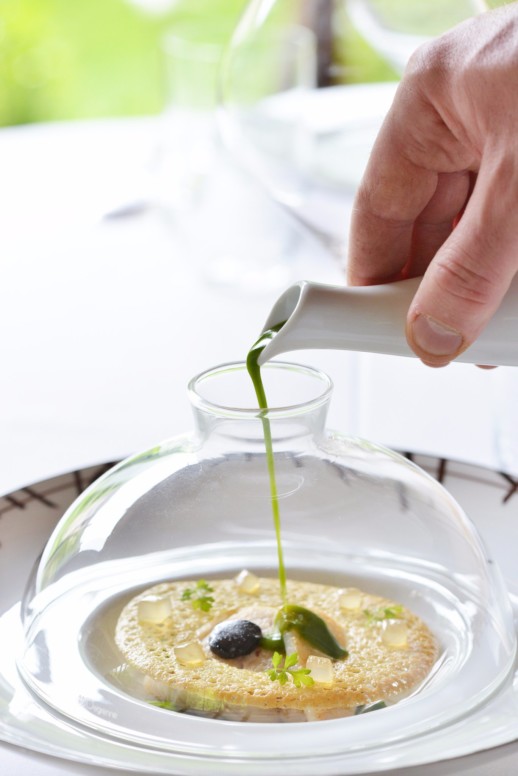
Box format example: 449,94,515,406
257,276,518,367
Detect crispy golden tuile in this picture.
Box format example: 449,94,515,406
115,577,438,721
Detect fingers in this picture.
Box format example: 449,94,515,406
408,171,471,278
348,162,471,285
406,156,518,366
347,81,473,286
347,104,439,285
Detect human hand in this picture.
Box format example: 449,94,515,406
347,2,518,367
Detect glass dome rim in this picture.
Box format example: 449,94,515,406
187,360,334,419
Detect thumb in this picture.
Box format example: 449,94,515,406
406,162,518,367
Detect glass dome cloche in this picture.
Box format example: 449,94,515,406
19,361,515,769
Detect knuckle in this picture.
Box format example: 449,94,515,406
394,67,474,171
433,248,497,307
353,188,413,229
405,36,451,85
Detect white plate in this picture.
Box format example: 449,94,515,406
1,457,518,775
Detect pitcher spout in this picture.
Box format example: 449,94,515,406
257,278,420,365
256,276,518,367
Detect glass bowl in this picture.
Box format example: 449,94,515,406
18,362,516,767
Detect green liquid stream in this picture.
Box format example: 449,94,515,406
246,322,287,603
246,326,347,661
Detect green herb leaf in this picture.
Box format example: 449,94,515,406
181,579,215,612
290,668,313,688
363,605,403,623
267,651,315,689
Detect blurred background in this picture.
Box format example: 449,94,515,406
4,0,503,130
0,0,402,128
2,0,516,499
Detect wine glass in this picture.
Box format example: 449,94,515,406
346,0,488,75
219,0,486,266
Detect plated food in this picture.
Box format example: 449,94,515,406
115,573,438,722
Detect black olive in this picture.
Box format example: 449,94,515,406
208,619,262,659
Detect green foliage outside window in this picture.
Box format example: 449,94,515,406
1,0,506,128
0,0,246,126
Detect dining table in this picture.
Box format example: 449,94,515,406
1,112,518,776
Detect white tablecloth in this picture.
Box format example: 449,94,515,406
0,116,516,776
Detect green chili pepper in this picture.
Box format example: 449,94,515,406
276,604,348,660
259,632,285,652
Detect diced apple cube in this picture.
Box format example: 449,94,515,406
339,589,363,611
138,595,172,624
174,641,206,667
306,655,334,685
382,621,408,648
235,569,260,595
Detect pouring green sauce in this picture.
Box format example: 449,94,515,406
246,325,347,661
246,322,287,603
